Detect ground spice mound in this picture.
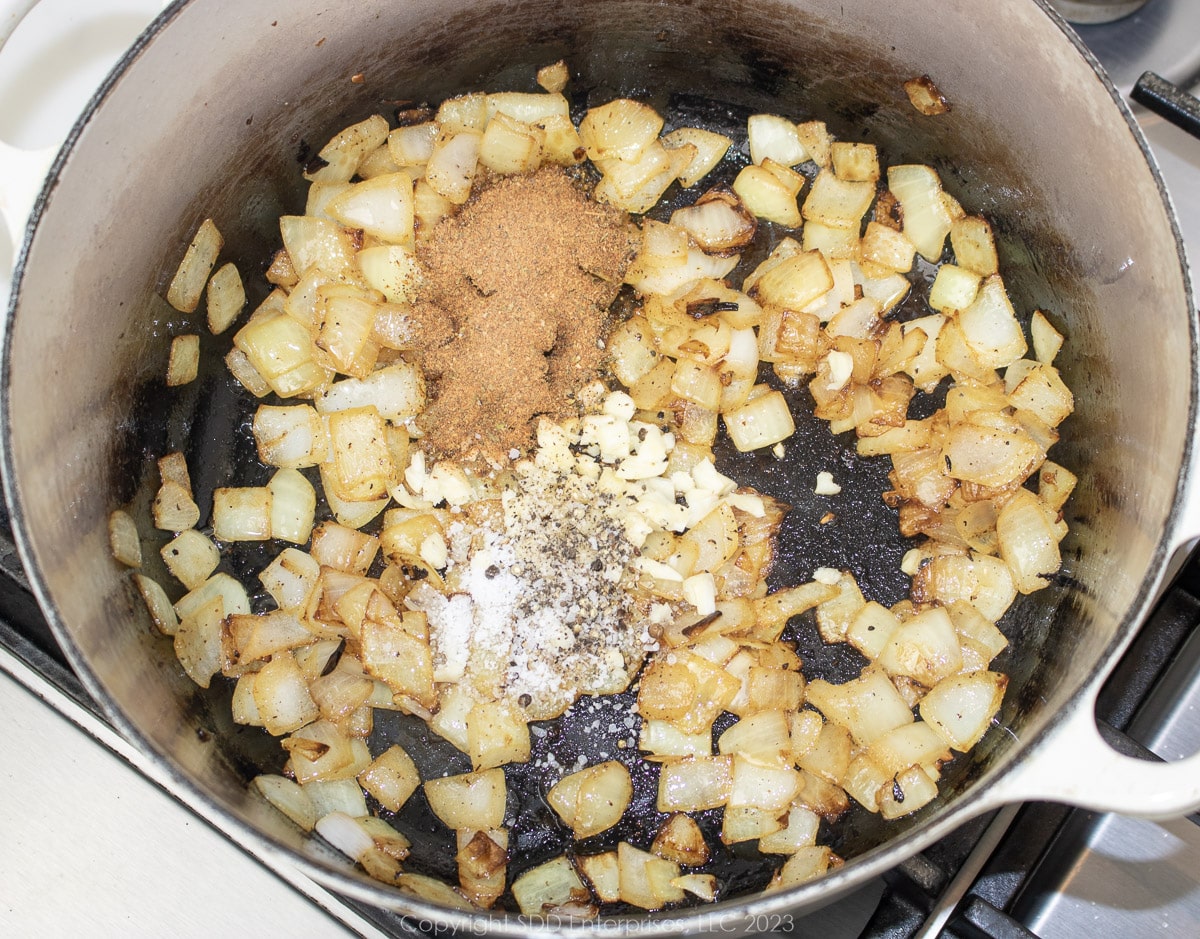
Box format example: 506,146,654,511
410,166,636,465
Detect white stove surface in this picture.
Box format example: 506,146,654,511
0,647,377,937
1,2,1198,938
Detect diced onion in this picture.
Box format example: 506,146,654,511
903,75,950,117
212,486,273,542
358,745,421,813
747,113,807,166
920,670,1008,751
661,127,731,187
206,261,245,334
253,651,320,735
928,263,981,314
308,115,389,184
830,141,879,182
173,595,225,689
480,112,545,175
137,72,1080,905
107,510,142,568
802,171,875,230
956,275,1028,369
652,813,711,866
617,842,683,910
878,764,939,819
258,547,321,613
671,873,718,901
576,852,621,904
548,761,633,839
424,768,507,830
718,710,792,764
252,774,317,831
511,855,588,917
304,778,370,819
950,215,999,276
230,610,315,668
669,193,756,254
173,571,250,621
657,756,732,812
467,700,532,770
806,668,914,748
535,62,570,94
165,335,200,387
160,529,220,590
997,490,1061,594
869,721,951,777
425,130,482,204
767,845,833,890
152,480,200,532
876,607,963,687
723,391,795,452
722,805,784,844
268,468,316,545
167,218,223,313
254,404,329,469
579,98,664,163
326,172,415,243
732,165,802,227
758,805,821,855
134,573,179,636
887,164,953,261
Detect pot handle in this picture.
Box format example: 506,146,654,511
0,0,58,274
0,141,56,272
1133,72,1200,141
985,684,1200,820
0,0,173,276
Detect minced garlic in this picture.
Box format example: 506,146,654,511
411,455,647,721
407,388,778,720
814,471,842,495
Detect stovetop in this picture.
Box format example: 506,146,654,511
1,2,1199,937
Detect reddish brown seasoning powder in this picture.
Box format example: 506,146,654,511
410,167,636,465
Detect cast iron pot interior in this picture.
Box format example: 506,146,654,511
3,0,1193,929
